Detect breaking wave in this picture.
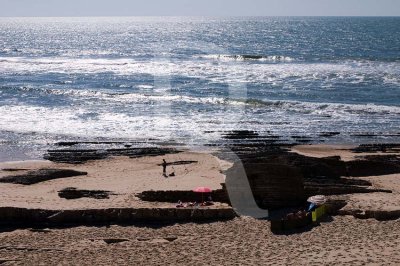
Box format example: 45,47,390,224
2,86,400,118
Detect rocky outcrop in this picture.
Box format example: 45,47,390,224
1,168,30,172
157,160,198,167
136,189,229,203
0,169,87,185
324,199,348,215
58,187,114,199
44,147,179,164
212,131,400,211
351,143,400,153
346,156,400,177
44,150,108,163
319,132,340,137
240,154,347,180
303,176,391,197
222,130,262,139
56,141,129,147
0,207,236,228
226,163,305,209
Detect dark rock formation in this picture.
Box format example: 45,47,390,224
157,160,198,166
324,199,348,215
291,136,313,143
1,168,30,172
222,130,262,139
44,147,179,164
304,176,391,197
223,148,347,209
58,187,114,199
44,149,108,163
211,131,400,210
319,132,340,137
251,154,347,180
346,157,400,177
0,169,87,185
242,152,395,206
351,143,400,153
136,189,229,204
225,163,305,209
56,141,129,147
0,207,236,228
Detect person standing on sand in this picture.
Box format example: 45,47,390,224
162,159,168,177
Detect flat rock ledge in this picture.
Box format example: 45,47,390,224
44,147,180,164
136,189,229,203
0,207,237,228
0,169,87,185
58,187,114,199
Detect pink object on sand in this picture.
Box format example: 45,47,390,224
192,187,212,193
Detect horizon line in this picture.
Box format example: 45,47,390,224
1,15,399,18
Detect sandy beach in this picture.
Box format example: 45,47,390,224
0,143,399,265
0,216,399,265
0,151,230,209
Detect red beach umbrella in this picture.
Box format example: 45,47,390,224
192,187,212,203
192,187,212,193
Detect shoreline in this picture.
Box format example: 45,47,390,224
2,128,400,163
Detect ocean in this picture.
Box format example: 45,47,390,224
0,16,399,160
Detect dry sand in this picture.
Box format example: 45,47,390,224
0,216,399,265
0,151,231,209
342,173,400,212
